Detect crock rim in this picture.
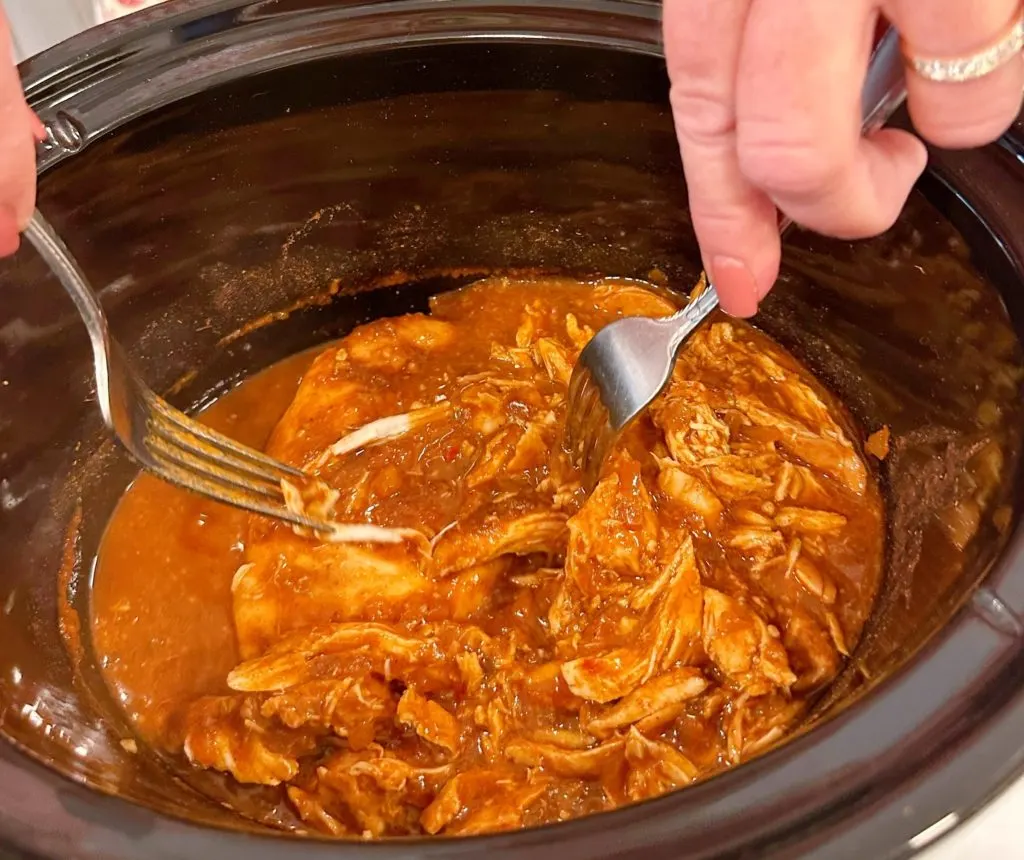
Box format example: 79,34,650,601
4,2,1024,858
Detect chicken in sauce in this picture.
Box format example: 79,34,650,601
94,277,884,838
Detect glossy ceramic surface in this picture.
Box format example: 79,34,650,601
1,2,1024,858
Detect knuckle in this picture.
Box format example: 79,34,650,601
909,69,1024,149
829,207,898,240
787,197,897,241
689,201,745,232
737,127,848,198
670,84,736,148
913,109,1016,150
865,207,900,237
688,203,748,250
689,199,778,262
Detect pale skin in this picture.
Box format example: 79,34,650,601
666,0,1024,315
1,1,1022,316
0,11,45,258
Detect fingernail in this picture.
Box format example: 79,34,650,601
24,109,47,144
29,112,47,144
710,255,760,318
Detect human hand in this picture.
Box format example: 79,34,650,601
665,1,1024,317
0,10,47,258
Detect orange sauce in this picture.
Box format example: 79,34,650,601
92,352,314,740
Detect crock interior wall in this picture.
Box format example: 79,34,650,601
0,41,1020,830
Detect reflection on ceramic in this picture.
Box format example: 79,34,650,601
1,2,1024,859
95,0,169,22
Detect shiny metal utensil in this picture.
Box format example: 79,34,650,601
565,26,910,486
23,210,336,534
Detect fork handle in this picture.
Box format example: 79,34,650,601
667,286,721,352
23,210,114,382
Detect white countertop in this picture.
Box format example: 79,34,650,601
914,777,1024,858
2,1,1022,857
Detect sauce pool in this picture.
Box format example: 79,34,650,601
92,351,314,741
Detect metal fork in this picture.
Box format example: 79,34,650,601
565,25,910,486
23,210,336,534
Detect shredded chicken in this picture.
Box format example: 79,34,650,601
585,668,708,738
182,696,318,785
865,426,891,460
433,508,569,577
702,589,797,694
172,277,884,838
280,477,426,545
623,727,700,801
261,677,395,744
505,736,625,778
421,768,550,835
311,403,452,470
396,689,462,753
226,623,451,693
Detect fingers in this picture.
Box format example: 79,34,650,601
0,13,37,254
886,0,1024,148
665,0,781,317
734,0,927,240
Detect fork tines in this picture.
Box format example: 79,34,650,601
565,364,616,489
142,395,332,532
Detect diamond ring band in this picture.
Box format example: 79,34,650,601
903,12,1024,83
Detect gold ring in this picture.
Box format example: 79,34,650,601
903,12,1024,83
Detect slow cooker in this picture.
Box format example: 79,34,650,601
1,1,1024,858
